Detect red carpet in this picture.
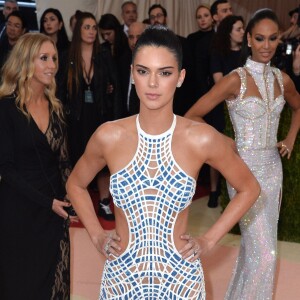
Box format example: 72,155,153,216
71,182,209,229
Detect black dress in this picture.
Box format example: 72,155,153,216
61,49,122,166
208,49,242,132
0,95,71,300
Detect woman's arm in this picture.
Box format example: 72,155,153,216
213,72,224,83
185,72,240,123
278,72,300,158
180,124,260,260
66,122,121,259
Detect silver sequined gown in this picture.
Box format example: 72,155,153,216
225,58,285,300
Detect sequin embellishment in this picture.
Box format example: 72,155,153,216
225,58,284,300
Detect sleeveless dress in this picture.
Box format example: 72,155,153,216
225,58,285,300
99,115,205,299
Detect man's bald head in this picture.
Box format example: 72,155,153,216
128,22,147,51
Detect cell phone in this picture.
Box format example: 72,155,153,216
64,199,77,216
286,43,293,55
64,204,77,216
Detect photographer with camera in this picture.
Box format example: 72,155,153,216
280,7,300,91
286,44,300,92
274,6,300,91
281,7,300,41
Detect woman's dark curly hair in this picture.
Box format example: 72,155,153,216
212,15,244,57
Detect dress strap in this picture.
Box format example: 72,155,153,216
234,67,247,100
271,68,284,95
136,114,177,137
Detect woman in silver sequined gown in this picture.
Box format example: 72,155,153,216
186,9,300,300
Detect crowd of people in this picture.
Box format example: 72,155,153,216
0,0,300,299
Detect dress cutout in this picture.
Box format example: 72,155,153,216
225,58,285,300
100,115,205,299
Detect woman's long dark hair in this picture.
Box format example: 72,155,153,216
212,15,244,56
40,8,69,51
67,12,100,99
240,9,280,64
98,13,128,58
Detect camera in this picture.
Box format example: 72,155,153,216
283,38,300,55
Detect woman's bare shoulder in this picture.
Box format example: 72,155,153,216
179,116,234,150
93,116,137,146
177,116,220,146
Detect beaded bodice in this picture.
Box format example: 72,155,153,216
226,58,285,151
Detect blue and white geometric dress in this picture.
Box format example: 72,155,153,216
99,115,205,299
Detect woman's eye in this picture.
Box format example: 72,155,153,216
40,55,48,61
161,71,171,76
255,36,264,42
270,36,278,41
137,69,147,75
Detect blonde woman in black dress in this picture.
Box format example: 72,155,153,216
0,33,75,299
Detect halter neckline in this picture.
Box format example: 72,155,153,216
136,114,177,138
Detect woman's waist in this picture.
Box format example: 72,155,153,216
237,147,280,165
115,212,189,255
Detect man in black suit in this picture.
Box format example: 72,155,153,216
121,1,138,37
147,4,193,116
0,0,19,40
119,22,147,116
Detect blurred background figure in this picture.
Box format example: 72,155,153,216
39,8,70,98
120,1,138,36
119,21,147,117
206,15,244,207
210,15,244,83
0,11,27,70
98,13,129,61
210,0,233,28
148,3,192,115
98,13,130,117
69,10,83,36
280,6,300,41
61,12,120,221
0,0,18,40
187,4,214,103
40,8,70,53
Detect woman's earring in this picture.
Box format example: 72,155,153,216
248,43,251,47
131,77,135,84
177,82,182,88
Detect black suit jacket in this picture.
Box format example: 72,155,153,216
119,47,139,116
